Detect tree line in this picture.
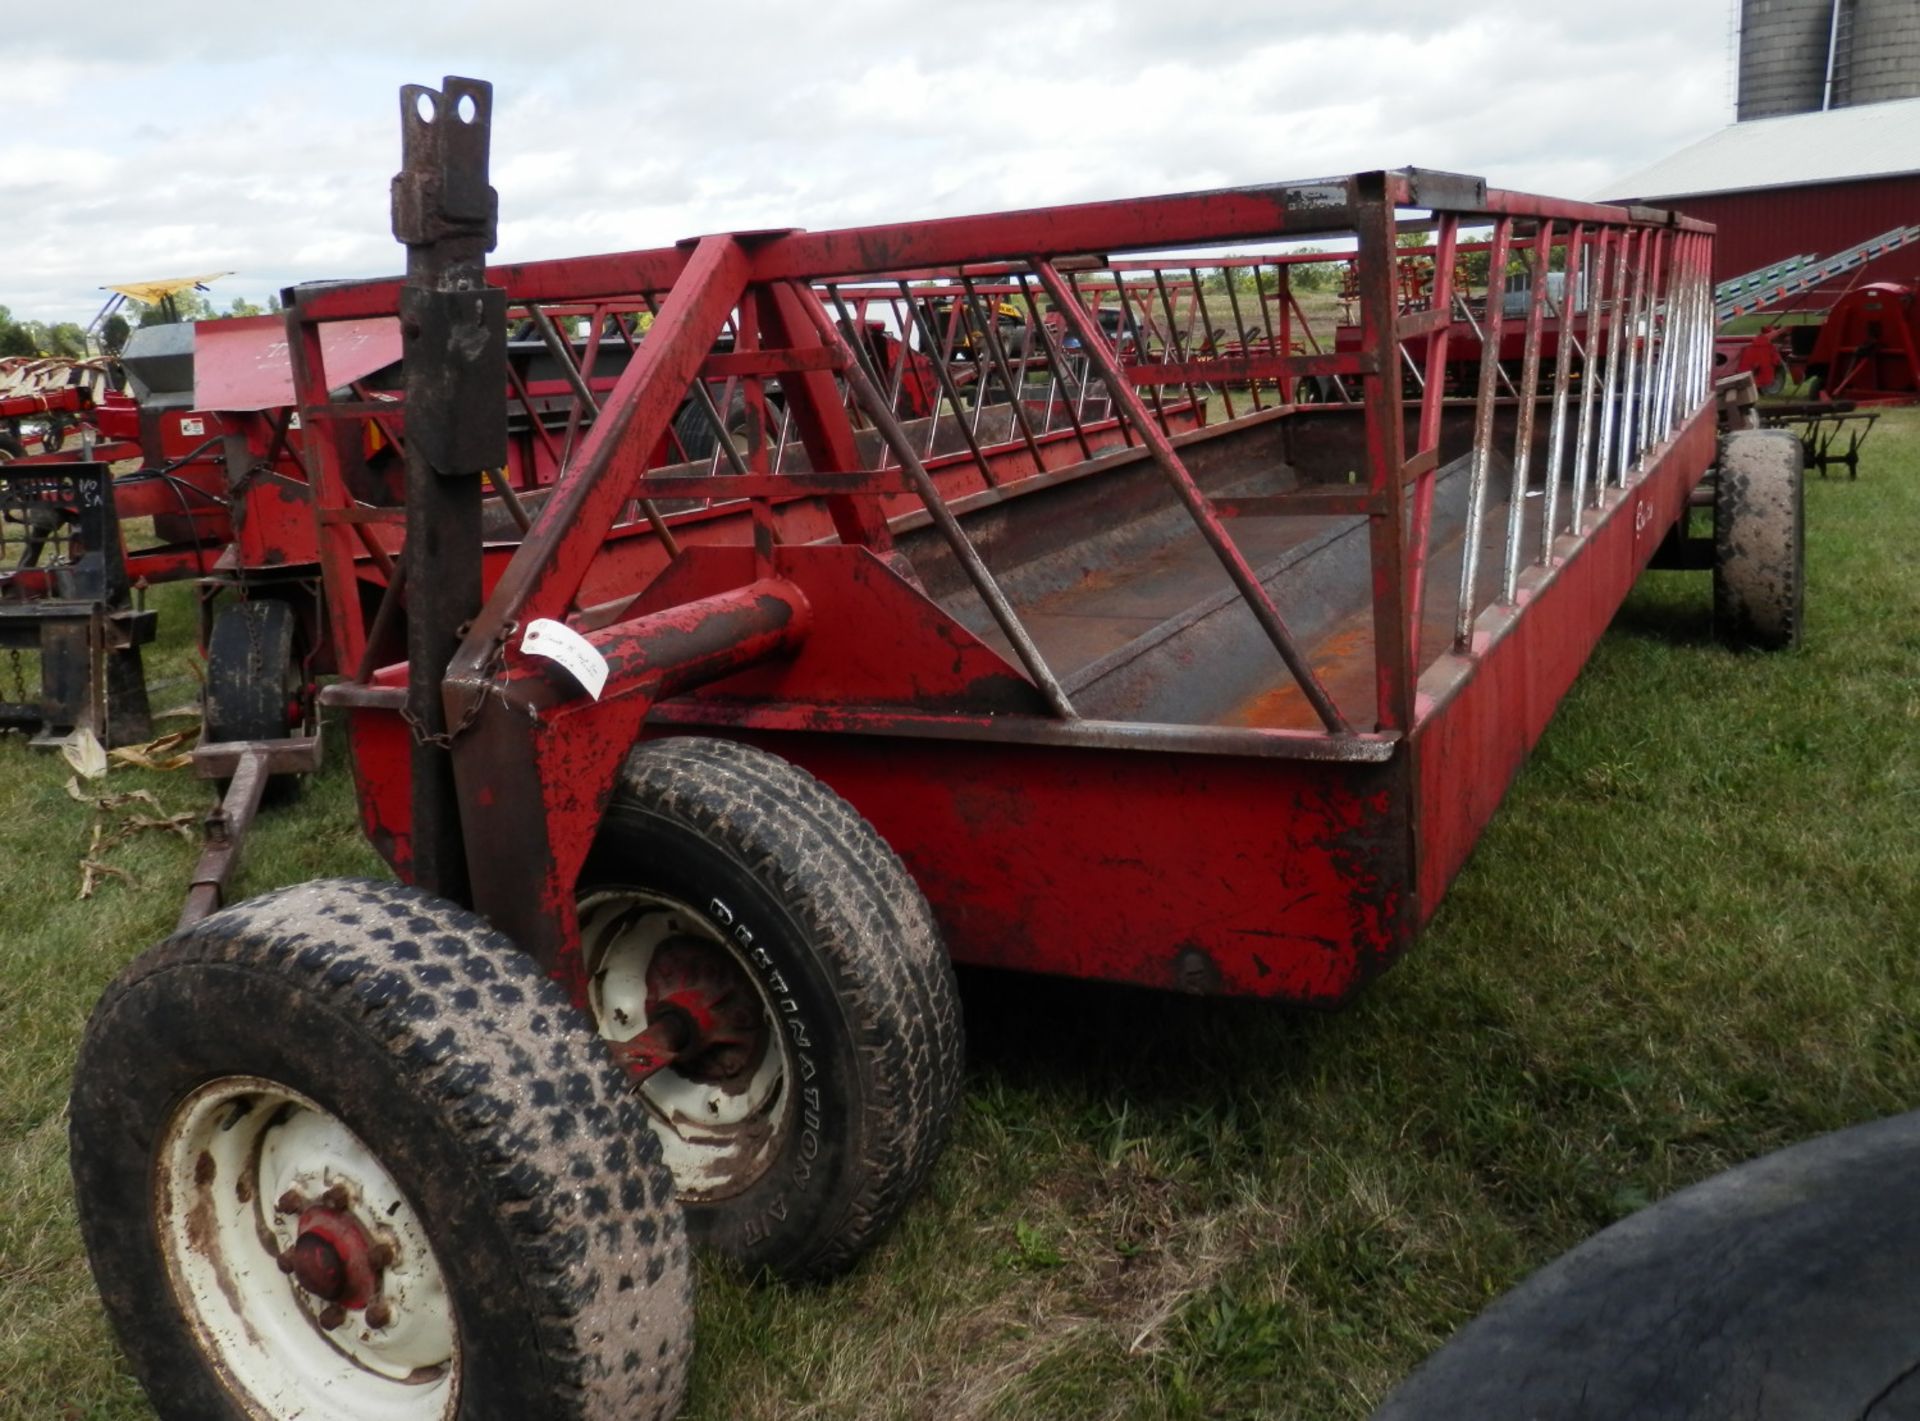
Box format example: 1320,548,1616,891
0,291,282,361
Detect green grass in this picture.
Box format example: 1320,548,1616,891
4,412,1919,1419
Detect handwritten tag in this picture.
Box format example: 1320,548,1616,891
521,618,608,700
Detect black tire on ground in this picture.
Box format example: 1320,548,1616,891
578,736,964,1281
69,877,692,1421
1373,1110,1920,1420
204,598,299,745
1713,427,1805,650
0,432,22,459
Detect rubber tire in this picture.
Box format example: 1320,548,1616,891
69,877,693,1421
1373,1110,1920,1420
667,386,752,464
204,598,297,745
580,736,964,1281
1713,428,1804,650
0,433,21,459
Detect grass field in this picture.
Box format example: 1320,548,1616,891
3,409,1917,1419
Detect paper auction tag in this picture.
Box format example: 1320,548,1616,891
521,618,609,700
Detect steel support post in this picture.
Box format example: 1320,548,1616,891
392,77,507,903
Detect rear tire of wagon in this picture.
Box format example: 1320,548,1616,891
1713,427,1805,650
579,736,964,1281
68,877,693,1421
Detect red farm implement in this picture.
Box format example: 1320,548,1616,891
0,355,116,457
68,79,1802,1421
1711,223,1920,406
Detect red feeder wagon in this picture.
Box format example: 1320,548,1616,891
69,79,1801,1421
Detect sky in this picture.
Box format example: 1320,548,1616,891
1,1,1737,326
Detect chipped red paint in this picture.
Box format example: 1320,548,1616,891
298,118,1720,1012
697,734,1411,1003
452,578,813,981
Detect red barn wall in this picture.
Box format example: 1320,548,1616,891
1650,174,1920,290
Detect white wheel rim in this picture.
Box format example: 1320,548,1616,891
155,1077,458,1420
580,889,791,1200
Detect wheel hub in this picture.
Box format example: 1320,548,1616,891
611,938,770,1087
155,1077,457,1418
581,889,793,1201
279,1193,386,1314
286,1232,348,1300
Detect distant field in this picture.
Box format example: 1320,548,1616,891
3,409,1916,1419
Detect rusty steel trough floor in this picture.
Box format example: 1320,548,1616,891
941,431,1535,733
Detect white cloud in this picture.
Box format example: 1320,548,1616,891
0,0,1734,323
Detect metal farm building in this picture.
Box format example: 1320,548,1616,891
1605,0,1920,288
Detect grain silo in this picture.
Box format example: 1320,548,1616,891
1836,0,1920,106
1738,0,1837,119
1743,0,1920,118
1737,0,1920,120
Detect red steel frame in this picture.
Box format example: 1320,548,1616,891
292,113,1715,1010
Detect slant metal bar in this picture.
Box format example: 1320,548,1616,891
883,284,1005,487
1616,226,1652,484
1454,216,1513,648
528,305,681,555
450,233,752,679
1014,273,1095,459
1501,222,1554,603
1540,222,1586,560
790,282,1078,721
1569,227,1609,532
1593,226,1632,498
1407,213,1459,657
1034,258,1351,734
959,274,1050,475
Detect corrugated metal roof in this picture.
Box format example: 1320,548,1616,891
1600,97,1920,201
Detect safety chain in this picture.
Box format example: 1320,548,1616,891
398,621,515,750
245,597,265,688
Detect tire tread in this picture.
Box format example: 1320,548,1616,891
609,736,963,1279
72,876,692,1420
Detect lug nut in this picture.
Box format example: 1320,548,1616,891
367,1242,396,1271
318,1303,347,1331
320,1184,351,1211
275,1190,307,1215
275,1250,297,1274
365,1299,393,1329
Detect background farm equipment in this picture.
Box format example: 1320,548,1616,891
0,459,155,745
0,355,119,458
1711,222,1920,404
1760,400,1879,478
